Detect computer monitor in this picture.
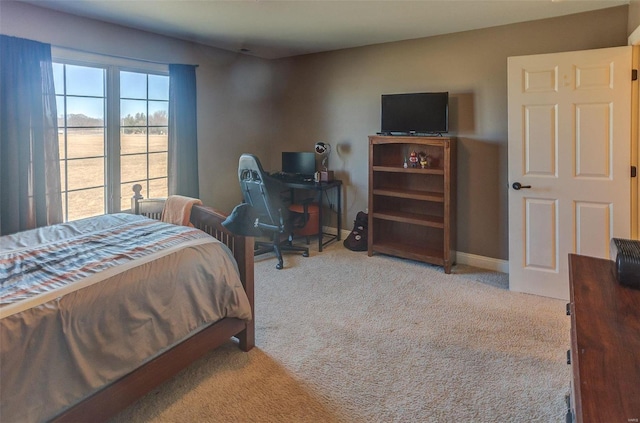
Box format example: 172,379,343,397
281,152,316,176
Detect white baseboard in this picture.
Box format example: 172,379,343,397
455,252,508,273
331,227,509,273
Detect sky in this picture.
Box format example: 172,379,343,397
53,63,169,121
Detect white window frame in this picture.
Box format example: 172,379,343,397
52,47,169,216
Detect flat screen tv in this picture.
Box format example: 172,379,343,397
381,92,449,134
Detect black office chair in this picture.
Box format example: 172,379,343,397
236,153,309,269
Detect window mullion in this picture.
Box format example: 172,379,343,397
106,65,121,213
62,65,69,222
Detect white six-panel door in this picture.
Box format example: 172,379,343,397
508,46,632,300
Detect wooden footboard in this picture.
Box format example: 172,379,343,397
52,188,255,422
131,185,254,350
189,204,255,350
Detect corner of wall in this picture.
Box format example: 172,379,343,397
629,1,640,43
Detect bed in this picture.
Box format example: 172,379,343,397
0,190,254,423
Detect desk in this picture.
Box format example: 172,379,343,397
280,179,342,252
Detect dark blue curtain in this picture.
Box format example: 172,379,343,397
168,64,199,198
0,35,62,235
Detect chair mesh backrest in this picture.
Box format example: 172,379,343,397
238,154,287,231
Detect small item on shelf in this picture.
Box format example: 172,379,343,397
418,152,429,168
409,150,419,167
403,156,408,168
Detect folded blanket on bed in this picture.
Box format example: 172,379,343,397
161,195,202,226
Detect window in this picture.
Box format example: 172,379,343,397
119,71,169,211
53,49,169,221
53,63,106,221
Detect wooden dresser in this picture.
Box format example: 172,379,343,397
567,254,640,423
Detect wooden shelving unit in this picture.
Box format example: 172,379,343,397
368,135,456,273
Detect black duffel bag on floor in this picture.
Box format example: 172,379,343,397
344,211,368,251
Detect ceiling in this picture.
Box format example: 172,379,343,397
20,0,629,60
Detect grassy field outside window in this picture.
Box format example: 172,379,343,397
54,58,168,221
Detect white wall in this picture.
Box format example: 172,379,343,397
0,0,279,212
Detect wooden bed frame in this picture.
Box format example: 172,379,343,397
51,186,255,422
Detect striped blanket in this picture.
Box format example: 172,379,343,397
0,216,214,316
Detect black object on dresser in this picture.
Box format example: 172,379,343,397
610,238,640,289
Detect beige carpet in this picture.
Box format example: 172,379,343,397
112,242,571,422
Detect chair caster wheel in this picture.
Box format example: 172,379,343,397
303,252,309,257
276,263,283,270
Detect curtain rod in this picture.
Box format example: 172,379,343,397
51,44,199,67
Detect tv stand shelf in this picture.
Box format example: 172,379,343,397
373,240,445,264
373,210,444,228
372,188,444,202
372,165,445,175
368,135,456,273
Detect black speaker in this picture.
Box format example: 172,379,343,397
610,238,640,289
